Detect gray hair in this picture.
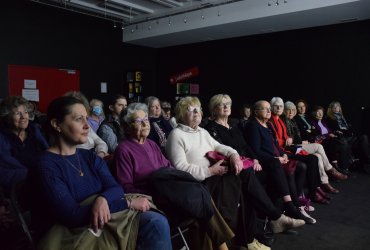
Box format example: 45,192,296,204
145,96,160,107
284,101,296,110
0,96,31,121
270,97,284,106
121,102,148,125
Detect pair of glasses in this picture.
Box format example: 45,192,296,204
13,111,29,117
217,102,232,108
272,104,283,108
187,106,202,113
132,117,149,125
257,107,271,112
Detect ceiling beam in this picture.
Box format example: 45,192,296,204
107,0,154,14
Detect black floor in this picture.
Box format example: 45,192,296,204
273,171,370,250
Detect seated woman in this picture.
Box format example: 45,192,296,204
87,98,105,133
145,96,173,153
311,105,353,175
166,96,304,250
64,91,108,158
326,101,370,169
114,102,235,250
282,101,347,194
0,96,48,194
29,96,171,250
269,97,328,206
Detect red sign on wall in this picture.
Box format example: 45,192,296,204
170,67,199,84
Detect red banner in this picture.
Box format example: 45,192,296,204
170,67,199,84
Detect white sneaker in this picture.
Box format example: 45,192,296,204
299,206,317,224
247,238,271,250
270,214,305,233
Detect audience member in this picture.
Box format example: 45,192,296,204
29,96,171,250
114,102,234,250
145,96,173,153
97,95,127,153
87,98,105,133
166,96,304,249
64,91,108,158
0,96,48,193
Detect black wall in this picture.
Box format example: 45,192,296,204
0,0,157,105
156,20,370,132
2,1,370,133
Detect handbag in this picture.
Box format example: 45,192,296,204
205,151,254,170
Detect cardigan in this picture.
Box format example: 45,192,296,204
166,123,237,181
204,120,257,159
114,138,173,194
244,118,284,163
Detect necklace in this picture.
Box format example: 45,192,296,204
63,152,84,176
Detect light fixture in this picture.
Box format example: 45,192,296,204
168,17,172,25
148,24,152,30
276,0,279,5
184,17,187,23
151,0,183,8
113,22,117,28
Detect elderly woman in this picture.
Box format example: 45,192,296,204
282,101,346,194
326,101,370,169
310,105,354,175
0,96,48,193
166,96,304,249
145,96,173,153
114,102,234,250
204,94,307,247
87,98,105,133
29,96,171,250
269,97,328,205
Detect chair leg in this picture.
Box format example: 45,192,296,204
177,226,190,250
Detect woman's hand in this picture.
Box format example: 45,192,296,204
329,133,337,138
129,197,151,212
91,196,111,233
285,138,293,146
97,151,107,158
253,159,262,172
230,153,243,175
209,160,228,176
277,154,289,164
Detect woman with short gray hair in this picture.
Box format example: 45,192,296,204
282,101,346,194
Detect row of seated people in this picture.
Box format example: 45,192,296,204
1,93,369,249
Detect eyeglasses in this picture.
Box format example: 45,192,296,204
217,102,232,108
132,117,149,125
257,107,271,112
13,111,29,117
187,106,202,113
272,104,283,109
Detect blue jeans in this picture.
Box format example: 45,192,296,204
136,211,172,250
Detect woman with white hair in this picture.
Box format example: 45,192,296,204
269,97,329,205
282,101,346,194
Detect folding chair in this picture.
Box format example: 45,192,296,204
9,181,36,250
170,218,196,250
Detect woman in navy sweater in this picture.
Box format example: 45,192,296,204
30,96,171,250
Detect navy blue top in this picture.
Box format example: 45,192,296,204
30,148,128,230
0,122,48,192
244,118,284,163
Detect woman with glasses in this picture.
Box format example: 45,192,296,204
114,102,235,250
0,96,48,193
166,96,304,250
